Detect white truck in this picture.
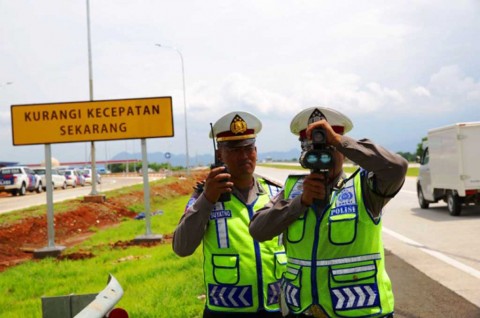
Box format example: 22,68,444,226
0,166,43,196
417,122,480,216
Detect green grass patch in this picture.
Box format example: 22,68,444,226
0,183,206,318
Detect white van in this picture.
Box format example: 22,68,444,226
417,122,480,216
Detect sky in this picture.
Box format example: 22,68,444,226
1,0,480,166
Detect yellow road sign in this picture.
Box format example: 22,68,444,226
11,97,174,145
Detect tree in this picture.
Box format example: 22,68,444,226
416,137,427,158
396,152,416,162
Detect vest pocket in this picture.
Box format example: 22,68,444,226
330,261,377,284
328,261,381,317
286,213,306,243
212,254,240,285
282,264,302,311
328,213,357,245
274,252,287,280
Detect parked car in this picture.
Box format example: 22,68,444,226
83,168,102,184
74,169,86,187
32,167,67,190
60,169,79,188
97,167,111,174
0,166,42,196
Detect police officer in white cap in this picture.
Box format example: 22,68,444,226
173,111,286,318
249,107,408,318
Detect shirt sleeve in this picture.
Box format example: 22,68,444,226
172,192,214,257
249,191,309,242
337,135,408,217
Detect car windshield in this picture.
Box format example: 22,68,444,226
65,171,72,176
0,168,21,174
34,170,46,175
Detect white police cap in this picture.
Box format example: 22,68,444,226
209,111,262,147
290,107,353,138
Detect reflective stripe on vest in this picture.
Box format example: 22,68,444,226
282,172,394,317
203,178,286,313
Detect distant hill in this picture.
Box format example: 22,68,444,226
111,148,301,167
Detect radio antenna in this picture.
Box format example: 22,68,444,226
210,123,217,152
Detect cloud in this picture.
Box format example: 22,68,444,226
413,86,431,97
429,65,480,101
1,0,479,162
188,74,292,120
403,65,480,116
190,68,412,123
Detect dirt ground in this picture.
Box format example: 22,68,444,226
0,172,206,272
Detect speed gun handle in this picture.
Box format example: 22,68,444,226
312,169,329,210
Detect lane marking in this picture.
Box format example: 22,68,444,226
383,227,480,279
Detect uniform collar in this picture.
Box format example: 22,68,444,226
331,171,348,191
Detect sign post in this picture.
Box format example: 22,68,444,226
33,144,66,258
133,138,163,243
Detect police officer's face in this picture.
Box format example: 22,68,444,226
219,144,257,177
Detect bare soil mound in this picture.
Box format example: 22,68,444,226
0,172,206,272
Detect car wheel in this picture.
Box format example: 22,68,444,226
417,185,429,209
447,191,462,216
19,183,27,196
36,182,43,193
62,181,67,190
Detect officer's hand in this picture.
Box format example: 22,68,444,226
300,172,327,206
203,166,233,203
305,119,341,147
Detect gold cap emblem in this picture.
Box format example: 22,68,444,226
230,114,248,135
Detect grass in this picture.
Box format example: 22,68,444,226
0,180,206,318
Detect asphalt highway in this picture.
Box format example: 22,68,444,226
0,175,147,214
386,250,480,317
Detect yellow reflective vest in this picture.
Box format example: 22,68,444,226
283,170,394,317
203,178,286,313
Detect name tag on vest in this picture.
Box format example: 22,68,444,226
210,210,232,219
210,202,232,220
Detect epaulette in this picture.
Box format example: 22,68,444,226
193,180,206,194
254,173,283,188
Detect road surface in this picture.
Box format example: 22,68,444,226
0,175,149,214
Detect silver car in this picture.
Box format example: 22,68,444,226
83,168,102,184
33,167,67,190
61,169,79,188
